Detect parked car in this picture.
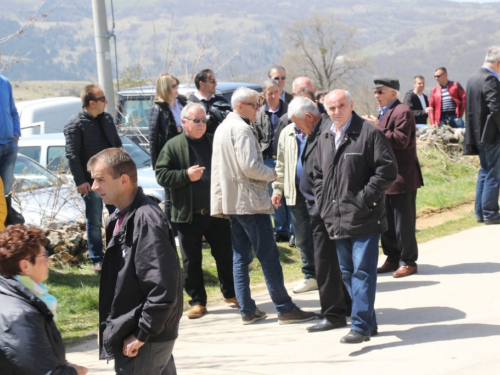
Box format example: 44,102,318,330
115,82,262,146
17,133,165,203
11,154,84,226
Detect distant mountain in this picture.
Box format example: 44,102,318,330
2,0,500,95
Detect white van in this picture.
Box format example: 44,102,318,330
15,97,81,136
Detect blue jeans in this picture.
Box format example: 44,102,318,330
83,190,105,264
290,189,315,279
264,158,294,238
335,235,379,336
114,340,176,375
475,143,500,221
230,214,296,317
0,139,18,195
439,113,465,128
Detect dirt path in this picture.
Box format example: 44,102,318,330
416,201,475,230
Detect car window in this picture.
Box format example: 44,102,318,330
119,98,152,129
121,136,152,168
47,146,70,173
13,156,59,192
18,146,41,163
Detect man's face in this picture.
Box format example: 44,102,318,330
434,69,448,86
374,86,397,108
270,68,286,91
291,114,315,136
265,85,281,108
237,96,260,122
182,106,207,139
292,77,315,95
91,162,123,207
201,73,217,95
325,90,354,129
413,78,425,94
92,88,107,115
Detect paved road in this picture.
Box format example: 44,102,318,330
67,225,500,374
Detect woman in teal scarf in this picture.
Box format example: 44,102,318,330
0,224,88,374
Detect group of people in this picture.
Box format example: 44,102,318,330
1,45,500,374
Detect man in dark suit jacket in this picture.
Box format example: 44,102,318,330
368,78,424,278
268,65,294,104
465,47,500,224
403,75,431,125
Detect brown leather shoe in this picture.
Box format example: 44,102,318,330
377,261,399,274
393,265,418,278
187,305,207,319
224,297,240,308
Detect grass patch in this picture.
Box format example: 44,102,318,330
416,212,481,244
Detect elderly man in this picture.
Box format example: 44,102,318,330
369,78,424,278
89,148,182,374
429,67,466,128
403,75,431,125
64,84,122,274
211,87,315,325
254,79,293,244
314,89,397,343
465,46,500,224
268,65,293,104
155,103,237,320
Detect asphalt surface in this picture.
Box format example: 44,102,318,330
66,224,500,374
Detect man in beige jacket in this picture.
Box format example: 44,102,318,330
211,87,315,326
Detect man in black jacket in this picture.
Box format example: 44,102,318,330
314,90,397,344
64,84,122,274
403,75,431,125
188,69,231,135
88,148,182,374
465,46,500,224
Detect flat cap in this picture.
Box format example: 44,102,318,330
373,77,400,91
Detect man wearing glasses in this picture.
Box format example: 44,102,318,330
64,84,122,274
366,78,423,279
188,69,231,134
429,67,466,128
268,65,293,104
155,103,237,320
211,87,315,325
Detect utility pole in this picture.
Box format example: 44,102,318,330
92,0,115,115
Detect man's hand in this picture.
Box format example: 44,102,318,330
77,182,91,196
425,106,433,114
271,194,282,209
187,165,206,182
361,115,379,126
122,335,145,357
13,136,19,142
66,361,88,375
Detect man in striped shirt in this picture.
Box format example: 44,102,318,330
429,67,466,128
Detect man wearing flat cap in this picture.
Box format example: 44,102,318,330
365,78,424,278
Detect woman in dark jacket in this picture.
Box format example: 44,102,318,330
0,225,87,375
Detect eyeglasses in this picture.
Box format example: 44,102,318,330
434,74,443,79
374,90,394,95
272,76,286,81
183,117,208,123
30,251,49,262
205,79,217,84
94,96,106,102
241,102,260,109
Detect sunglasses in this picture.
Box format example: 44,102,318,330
434,74,443,79
273,76,286,80
184,117,208,123
94,96,106,102
374,90,393,95
242,102,260,109
205,79,217,84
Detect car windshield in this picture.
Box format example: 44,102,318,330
13,155,60,192
118,98,153,129
121,136,151,167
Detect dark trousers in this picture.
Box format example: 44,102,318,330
176,214,235,306
381,191,418,266
309,204,351,323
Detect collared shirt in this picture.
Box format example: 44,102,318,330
169,98,183,131
481,65,499,79
295,126,307,184
378,99,398,122
193,91,216,101
280,90,286,102
330,115,353,148
265,103,281,139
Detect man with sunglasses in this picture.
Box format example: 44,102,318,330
155,103,237,320
64,84,122,274
268,65,293,104
429,67,466,128
368,78,424,279
188,69,231,134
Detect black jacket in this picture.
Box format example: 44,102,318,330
0,276,76,375
64,111,122,186
254,100,288,155
148,95,188,168
313,112,397,240
403,90,429,125
99,188,183,360
188,94,231,135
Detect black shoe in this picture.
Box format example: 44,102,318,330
275,234,290,242
289,235,296,247
371,329,378,336
484,218,500,225
278,307,316,325
340,330,370,344
307,318,347,332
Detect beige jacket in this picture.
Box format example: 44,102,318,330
211,112,274,217
272,123,299,206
